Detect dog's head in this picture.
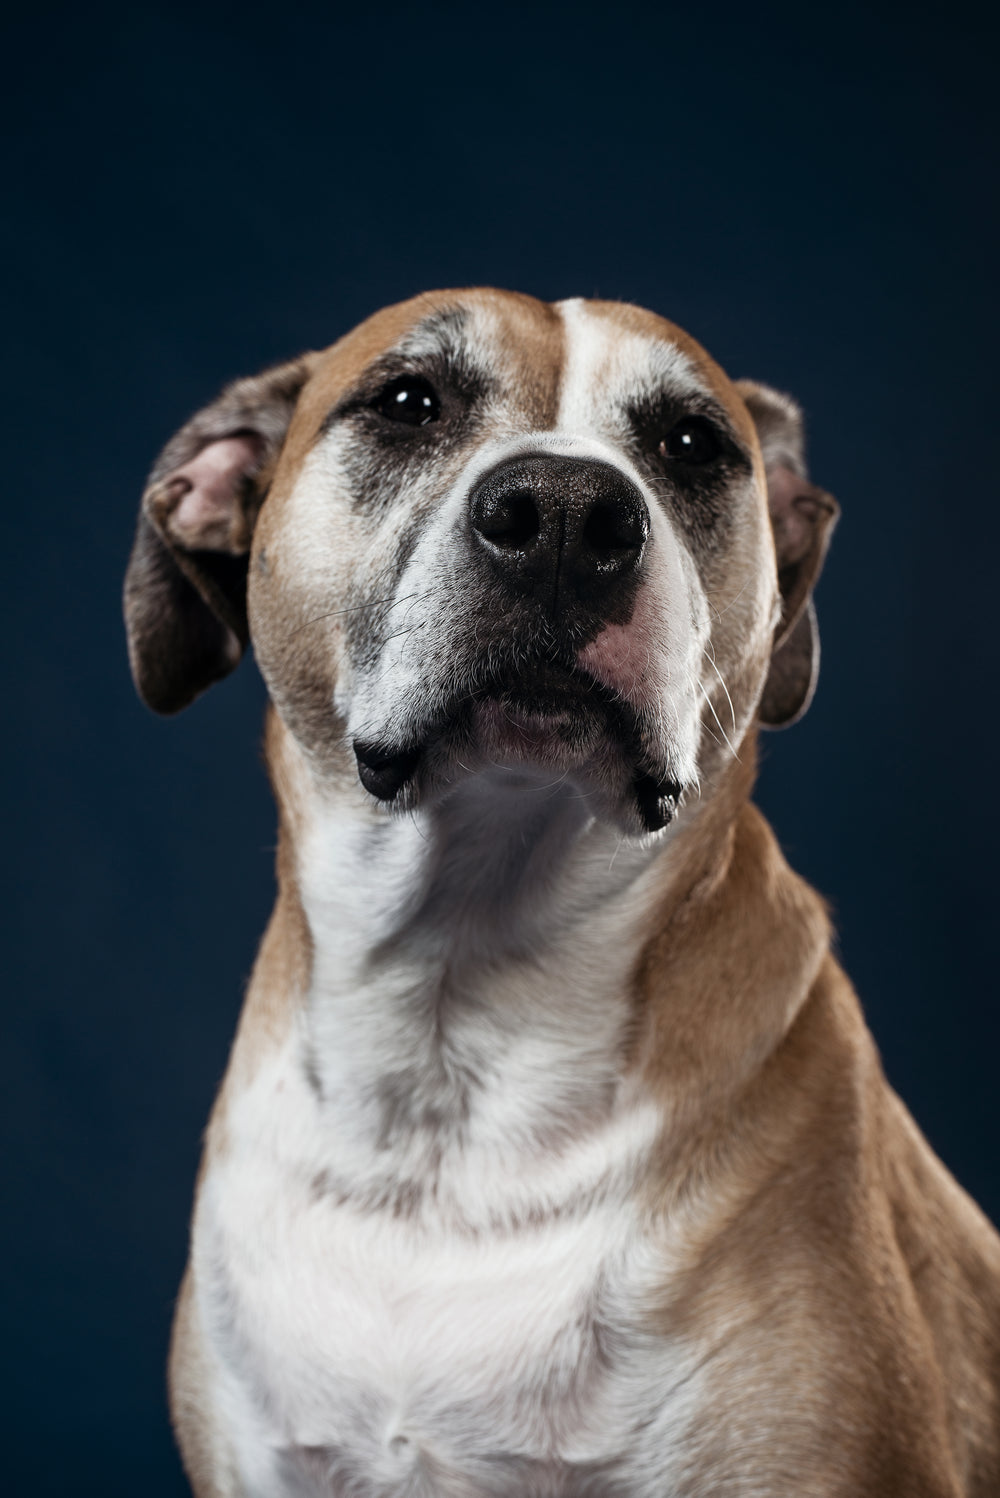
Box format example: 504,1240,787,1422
125,291,837,834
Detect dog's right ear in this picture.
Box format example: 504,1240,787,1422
736,380,840,729
124,353,318,714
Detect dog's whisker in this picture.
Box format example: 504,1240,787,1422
371,623,432,682
698,681,741,762
703,647,737,734
381,620,430,647
700,719,725,753
531,770,572,794
285,590,428,641
707,575,752,622
406,810,429,844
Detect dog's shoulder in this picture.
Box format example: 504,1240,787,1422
882,1089,1000,1488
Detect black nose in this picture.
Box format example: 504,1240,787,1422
468,454,649,615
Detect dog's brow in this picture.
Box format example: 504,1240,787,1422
396,306,471,359
626,381,748,452
320,308,486,432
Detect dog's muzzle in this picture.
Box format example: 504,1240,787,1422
468,454,649,619
352,454,681,831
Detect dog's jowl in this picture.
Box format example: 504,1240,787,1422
125,291,1000,1497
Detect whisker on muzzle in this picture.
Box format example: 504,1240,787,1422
284,591,431,642
703,644,738,734
698,680,741,763
706,574,753,623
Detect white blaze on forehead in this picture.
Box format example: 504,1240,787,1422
545,298,711,776
554,297,709,435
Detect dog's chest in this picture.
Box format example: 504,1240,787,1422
195,1037,701,1497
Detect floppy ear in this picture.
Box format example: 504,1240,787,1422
124,353,318,713
736,380,840,729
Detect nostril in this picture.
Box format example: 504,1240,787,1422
467,456,649,604
582,499,648,556
472,489,540,549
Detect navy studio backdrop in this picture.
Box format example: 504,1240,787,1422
2,2,997,1492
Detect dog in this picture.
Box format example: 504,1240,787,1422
124,290,1000,1497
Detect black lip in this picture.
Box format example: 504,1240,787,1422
353,741,422,801
632,770,681,832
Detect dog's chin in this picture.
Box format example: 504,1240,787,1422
353,669,684,835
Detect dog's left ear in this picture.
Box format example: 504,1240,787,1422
736,380,840,728
124,353,319,714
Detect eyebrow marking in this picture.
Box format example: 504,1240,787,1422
318,307,486,433
394,305,471,358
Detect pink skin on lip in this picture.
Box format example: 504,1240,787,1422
575,564,663,701
577,611,656,704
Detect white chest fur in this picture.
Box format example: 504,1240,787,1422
193,786,708,1496
194,1028,706,1498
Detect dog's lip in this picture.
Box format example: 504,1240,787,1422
464,661,622,741
449,663,683,826
353,661,602,799
471,656,611,709
469,692,596,762
354,657,683,831
434,654,643,763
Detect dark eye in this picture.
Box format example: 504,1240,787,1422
659,417,722,465
372,375,441,426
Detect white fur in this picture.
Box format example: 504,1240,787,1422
195,770,711,1496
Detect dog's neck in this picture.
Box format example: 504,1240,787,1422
252,712,826,1206
305,773,668,974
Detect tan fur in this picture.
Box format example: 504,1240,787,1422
627,765,1000,1491
169,1270,237,1498
146,291,1000,1496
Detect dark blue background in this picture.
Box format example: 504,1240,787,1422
2,2,997,1492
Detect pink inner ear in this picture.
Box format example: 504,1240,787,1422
168,434,264,548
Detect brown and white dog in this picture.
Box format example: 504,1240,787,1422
125,290,1000,1497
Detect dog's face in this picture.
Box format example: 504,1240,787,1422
125,290,837,834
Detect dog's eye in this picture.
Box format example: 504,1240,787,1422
372,376,441,426
659,417,722,465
